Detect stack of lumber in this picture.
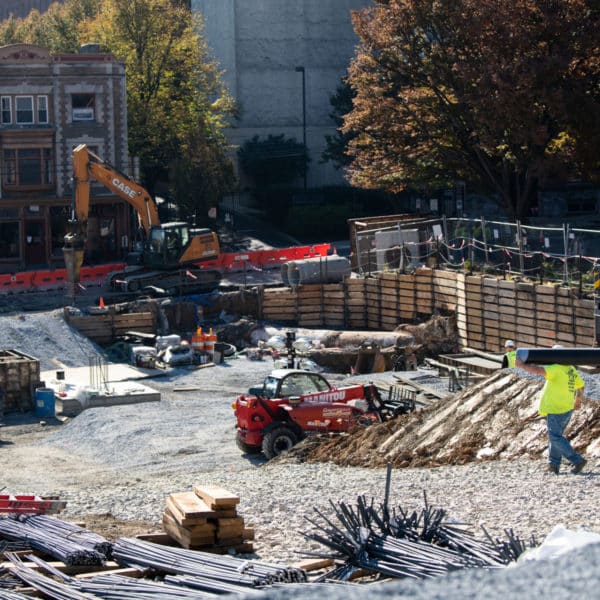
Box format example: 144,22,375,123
64,308,156,345
162,485,254,553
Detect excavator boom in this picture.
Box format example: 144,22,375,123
63,144,220,298
71,144,160,234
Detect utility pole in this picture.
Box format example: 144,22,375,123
295,66,307,195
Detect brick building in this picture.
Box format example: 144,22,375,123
0,43,131,273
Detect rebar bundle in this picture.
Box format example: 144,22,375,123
305,488,537,582
0,517,105,566
0,591,34,600
10,514,112,559
112,537,308,586
76,573,217,599
4,554,94,600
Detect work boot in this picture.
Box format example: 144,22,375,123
571,458,587,474
547,464,559,475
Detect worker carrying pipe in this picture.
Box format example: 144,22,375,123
515,345,588,475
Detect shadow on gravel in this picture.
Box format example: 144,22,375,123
240,453,268,466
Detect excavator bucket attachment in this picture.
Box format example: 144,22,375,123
63,230,85,300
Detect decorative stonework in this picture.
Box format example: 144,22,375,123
0,43,51,62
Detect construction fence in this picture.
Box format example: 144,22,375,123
259,270,596,352
352,216,600,293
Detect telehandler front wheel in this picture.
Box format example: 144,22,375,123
262,426,298,460
236,435,261,455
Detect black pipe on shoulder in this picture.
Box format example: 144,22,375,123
516,348,600,366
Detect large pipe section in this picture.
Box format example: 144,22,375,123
516,348,600,366
282,255,351,286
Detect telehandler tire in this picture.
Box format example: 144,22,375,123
236,435,261,455
262,426,298,459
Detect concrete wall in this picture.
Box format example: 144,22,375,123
193,0,372,188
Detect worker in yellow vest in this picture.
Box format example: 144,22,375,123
516,345,586,475
502,340,516,368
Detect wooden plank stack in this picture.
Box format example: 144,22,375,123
346,278,367,328
261,287,297,322
162,486,253,553
64,308,156,345
258,269,596,351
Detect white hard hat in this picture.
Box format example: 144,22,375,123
552,344,565,349
505,340,515,348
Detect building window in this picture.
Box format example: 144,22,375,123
15,96,34,124
72,93,95,121
0,222,20,259
1,97,11,124
37,96,48,124
2,148,54,187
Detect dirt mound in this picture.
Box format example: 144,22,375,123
285,371,600,468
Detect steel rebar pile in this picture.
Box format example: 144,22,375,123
4,554,94,600
10,514,112,559
76,573,217,599
305,490,536,582
0,517,105,566
112,537,307,586
0,591,33,600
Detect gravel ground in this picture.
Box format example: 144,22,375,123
3,307,600,598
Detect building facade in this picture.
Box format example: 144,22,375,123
0,43,131,273
193,0,372,189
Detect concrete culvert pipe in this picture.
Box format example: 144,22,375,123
288,255,351,286
280,261,296,286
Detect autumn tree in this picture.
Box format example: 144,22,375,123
345,0,600,220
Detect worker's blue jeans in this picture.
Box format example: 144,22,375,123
546,411,583,467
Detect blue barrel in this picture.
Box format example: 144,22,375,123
35,388,55,418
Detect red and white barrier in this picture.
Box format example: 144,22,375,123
0,243,331,293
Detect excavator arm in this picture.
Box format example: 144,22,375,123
71,144,160,234
64,144,161,295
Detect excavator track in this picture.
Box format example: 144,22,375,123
108,268,222,295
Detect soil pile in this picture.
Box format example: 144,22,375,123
286,371,600,468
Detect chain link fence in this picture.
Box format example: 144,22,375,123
353,216,600,295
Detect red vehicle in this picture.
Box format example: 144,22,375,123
233,369,390,459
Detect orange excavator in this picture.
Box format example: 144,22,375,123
63,144,221,295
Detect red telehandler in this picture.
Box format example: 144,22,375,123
233,369,415,459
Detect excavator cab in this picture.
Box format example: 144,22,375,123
144,223,189,268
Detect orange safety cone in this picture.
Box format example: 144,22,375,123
99,296,105,308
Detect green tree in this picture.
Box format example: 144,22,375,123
0,0,101,51
84,0,236,207
345,0,600,220
237,134,308,189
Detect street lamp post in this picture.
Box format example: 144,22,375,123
295,66,307,194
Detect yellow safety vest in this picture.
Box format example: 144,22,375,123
538,364,584,416
504,350,516,368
